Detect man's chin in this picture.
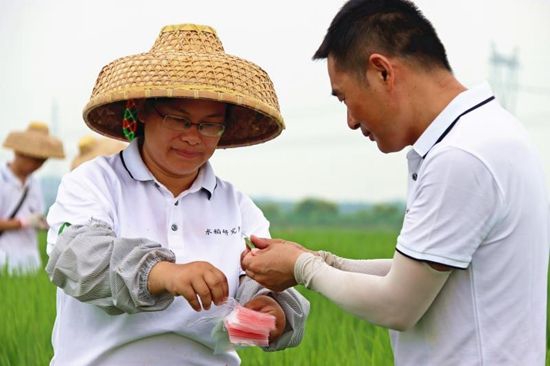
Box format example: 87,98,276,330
376,141,406,154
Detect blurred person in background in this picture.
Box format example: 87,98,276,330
45,24,308,365
241,0,550,365
0,121,64,274
70,135,127,171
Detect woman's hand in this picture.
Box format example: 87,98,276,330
148,261,228,311
243,295,286,342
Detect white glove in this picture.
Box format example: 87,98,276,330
20,213,49,230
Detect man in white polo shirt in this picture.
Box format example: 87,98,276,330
0,121,64,274
241,0,549,365
46,24,309,365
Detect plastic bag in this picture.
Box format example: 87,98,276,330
189,297,276,353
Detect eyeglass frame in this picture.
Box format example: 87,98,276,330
148,100,227,137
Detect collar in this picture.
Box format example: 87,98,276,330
120,139,154,181
412,82,495,158
120,138,217,199
0,163,12,183
1,162,28,187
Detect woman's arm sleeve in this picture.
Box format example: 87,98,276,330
46,219,176,315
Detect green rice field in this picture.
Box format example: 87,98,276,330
1,229,548,365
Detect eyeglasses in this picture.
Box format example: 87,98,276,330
150,102,226,137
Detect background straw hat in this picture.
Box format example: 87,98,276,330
83,23,285,148
70,135,127,170
3,121,65,159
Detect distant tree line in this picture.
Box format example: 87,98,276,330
40,176,404,230
256,197,405,230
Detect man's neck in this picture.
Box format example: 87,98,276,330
8,161,30,184
407,70,466,142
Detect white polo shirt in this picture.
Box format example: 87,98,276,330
0,163,44,273
46,140,270,366
393,83,549,365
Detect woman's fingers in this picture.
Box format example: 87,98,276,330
203,269,228,306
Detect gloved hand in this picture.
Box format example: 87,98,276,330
20,213,49,230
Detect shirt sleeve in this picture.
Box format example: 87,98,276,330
397,147,503,269
239,193,270,238
47,167,118,255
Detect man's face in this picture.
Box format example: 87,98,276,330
140,98,226,181
15,153,46,175
327,55,405,153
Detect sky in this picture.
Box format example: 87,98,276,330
1,0,549,203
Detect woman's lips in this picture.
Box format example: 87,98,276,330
172,147,202,158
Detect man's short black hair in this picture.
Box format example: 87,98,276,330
313,0,451,73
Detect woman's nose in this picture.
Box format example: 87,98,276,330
177,126,201,144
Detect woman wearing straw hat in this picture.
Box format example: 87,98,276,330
0,121,64,274
70,135,127,171
45,24,309,365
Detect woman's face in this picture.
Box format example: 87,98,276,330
139,98,226,184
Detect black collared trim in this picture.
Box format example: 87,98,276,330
201,187,212,200
396,248,467,270
119,151,136,180
422,96,495,159
201,182,218,200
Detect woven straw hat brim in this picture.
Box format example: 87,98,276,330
70,139,127,170
83,25,285,148
3,131,65,159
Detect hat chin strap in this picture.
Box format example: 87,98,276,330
122,99,138,141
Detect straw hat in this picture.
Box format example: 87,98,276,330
70,135,127,170
83,23,285,148
3,121,65,159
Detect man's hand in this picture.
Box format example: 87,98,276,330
20,213,48,230
241,236,307,292
148,261,228,311
243,295,286,342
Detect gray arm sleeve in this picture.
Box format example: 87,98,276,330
294,251,449,331
46,219,176,315
318,250,392,276
235,276,310,351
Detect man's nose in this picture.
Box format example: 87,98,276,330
347,110,360,130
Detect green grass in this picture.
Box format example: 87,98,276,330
0,255,56,365
1,229,548,365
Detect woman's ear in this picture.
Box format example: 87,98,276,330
134,99,148,120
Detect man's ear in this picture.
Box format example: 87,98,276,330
369,53,392,83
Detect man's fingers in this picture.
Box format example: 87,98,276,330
250,235,274,249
